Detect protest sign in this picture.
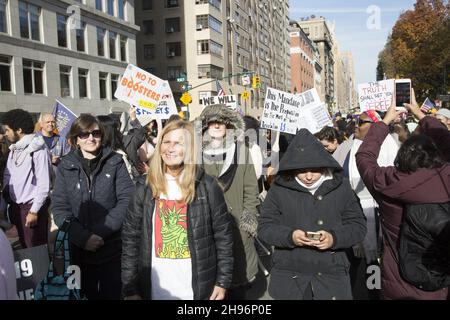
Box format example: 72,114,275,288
201,95,238,110
114,64,168,110
297,103,333,134
14,245,49,300
358,80,394,112
260,88,322,134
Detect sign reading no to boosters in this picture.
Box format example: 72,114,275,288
114,64,168,110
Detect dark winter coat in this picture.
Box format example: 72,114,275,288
121,168,234,300
51,147,134,264
258,129,367,300
356,116,450,300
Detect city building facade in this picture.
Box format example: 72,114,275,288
289,21,315,94
296,16,334,111
0,0,139,116
135,0,291,120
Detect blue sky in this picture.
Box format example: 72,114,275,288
289,0,417,84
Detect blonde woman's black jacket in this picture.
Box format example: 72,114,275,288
121,167,234,300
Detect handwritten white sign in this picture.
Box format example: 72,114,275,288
114,64,168,111
358,79,394,112
261,88,322,134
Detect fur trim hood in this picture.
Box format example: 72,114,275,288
199,104,245,135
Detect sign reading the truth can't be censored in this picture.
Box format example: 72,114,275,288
114,64,168,109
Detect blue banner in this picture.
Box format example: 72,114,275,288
51,101,77,139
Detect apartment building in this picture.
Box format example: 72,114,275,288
135,0,291,120
296,16,335,110
0,0,139,117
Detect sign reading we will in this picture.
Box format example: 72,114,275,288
261,88,322,134
358,80,394,112
201,95,238,110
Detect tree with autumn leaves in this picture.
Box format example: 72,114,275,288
377,0,450,102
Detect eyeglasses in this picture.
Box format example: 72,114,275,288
78,130,102,140
356,119,374,127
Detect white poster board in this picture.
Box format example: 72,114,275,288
201,95,238,110
261,88,322,134
297,103,333,134
358,79,394,112
114,64,168,110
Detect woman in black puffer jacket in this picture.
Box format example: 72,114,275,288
121,120,234,300
51,115,134,300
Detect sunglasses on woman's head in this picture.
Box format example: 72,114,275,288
78,130,102,140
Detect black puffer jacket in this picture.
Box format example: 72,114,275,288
51,148,134,264
399,202,450,290
258,129,366,300
121,167,234,300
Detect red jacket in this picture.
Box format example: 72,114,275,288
356,116,450,300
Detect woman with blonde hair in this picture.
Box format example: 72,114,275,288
122,119,234,300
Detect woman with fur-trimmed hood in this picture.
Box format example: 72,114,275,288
199,104,260,299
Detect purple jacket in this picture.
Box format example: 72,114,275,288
3,137,51,214
356,116,450,300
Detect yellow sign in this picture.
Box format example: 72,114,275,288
242,90,250,100
138,99,157,110
180,92,192,105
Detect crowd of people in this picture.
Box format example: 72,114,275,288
0,90,449,300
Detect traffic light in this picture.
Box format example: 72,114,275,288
252,76,261,89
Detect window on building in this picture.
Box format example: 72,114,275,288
95,0,102,11
197,40,208,54
118,0,125,19
23,59,44,94
97,27,105,56
0,55,12,92
120,35,127,62
78,68,88,98
0,0,8,33
111,74,118,100
166,42,181,57
56,14,67,48
197,64,222,79
166,0,178,8
143,20,153,35
107,0,114,16
76,22,86,52
197,39,222,56
142,0,152,10
196,15,207,29
99,72,108,99
109,31,116,59
167,66,183,81
165,17,180,33
19,1,40,41
144,44,155,59
208,15,222,33
59,65,71,97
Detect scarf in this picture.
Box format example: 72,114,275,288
295,169,333,195
349,135,399,263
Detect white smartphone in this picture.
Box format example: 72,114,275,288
395,79,411,111
306,231,322,241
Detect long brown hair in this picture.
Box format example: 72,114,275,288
147,120,197,204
